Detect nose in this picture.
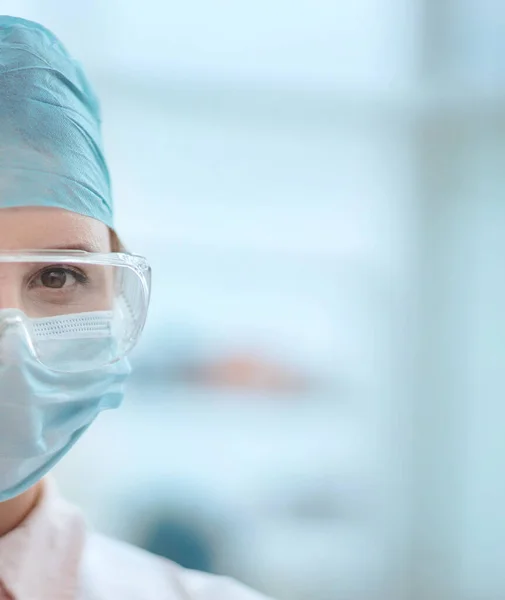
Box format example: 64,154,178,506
0,271,24,311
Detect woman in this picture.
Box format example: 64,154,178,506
0,16,270,600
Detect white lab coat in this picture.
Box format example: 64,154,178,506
79,531,271,600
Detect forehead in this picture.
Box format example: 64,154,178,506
0,207,109,251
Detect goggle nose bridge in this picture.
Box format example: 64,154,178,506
0,309,39,358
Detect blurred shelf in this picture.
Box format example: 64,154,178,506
93,67,505,127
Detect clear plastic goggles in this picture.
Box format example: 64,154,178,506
0,250,151,373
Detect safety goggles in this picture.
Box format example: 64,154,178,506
0,250,151,372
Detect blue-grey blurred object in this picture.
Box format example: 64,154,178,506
141,513,215,573
0,16,112,226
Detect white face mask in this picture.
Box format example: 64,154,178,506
0,309,130,502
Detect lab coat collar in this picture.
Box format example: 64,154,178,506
0,477,85,600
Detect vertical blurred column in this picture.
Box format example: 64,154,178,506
456,127,505,599
410,1,505,599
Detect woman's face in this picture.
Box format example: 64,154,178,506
0,207,112,317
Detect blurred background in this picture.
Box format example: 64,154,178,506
3,1,505,599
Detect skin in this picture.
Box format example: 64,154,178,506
0,206,112,537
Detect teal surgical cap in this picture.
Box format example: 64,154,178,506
0,16,113,227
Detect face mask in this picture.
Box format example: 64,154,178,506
0,309,130,502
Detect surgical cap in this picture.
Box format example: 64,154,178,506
0,16,113,227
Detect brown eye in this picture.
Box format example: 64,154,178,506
41,269,69,289
28,266,88,292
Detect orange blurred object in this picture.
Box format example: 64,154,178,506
192,352,308,393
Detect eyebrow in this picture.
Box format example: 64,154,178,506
39,243,101,253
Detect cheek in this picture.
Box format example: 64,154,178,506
75,265,116,313
93,268,115,311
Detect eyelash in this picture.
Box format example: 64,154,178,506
27,265,89,289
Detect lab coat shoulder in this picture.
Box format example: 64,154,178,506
80,531,271,600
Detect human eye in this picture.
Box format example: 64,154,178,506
28,265,89,290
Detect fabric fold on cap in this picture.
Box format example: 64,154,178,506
0,16,113,226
